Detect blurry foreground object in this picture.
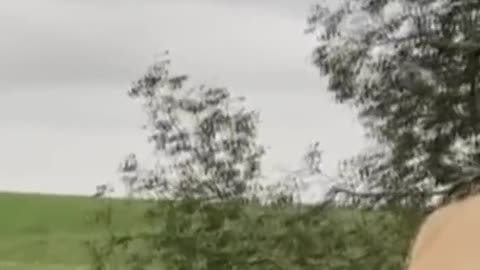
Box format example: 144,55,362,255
406,193,480,270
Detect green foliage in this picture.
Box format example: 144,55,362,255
307,0,480,206
122,53,265,201
91,199,423,270
89,54,426,270
0,191,424,270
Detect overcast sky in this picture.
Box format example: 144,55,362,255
0,0,368,199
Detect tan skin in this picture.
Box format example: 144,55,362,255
406,194,480,270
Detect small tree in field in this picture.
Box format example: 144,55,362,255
89,55,288,270
118,54,265,202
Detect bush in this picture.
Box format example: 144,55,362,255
89,200,424,270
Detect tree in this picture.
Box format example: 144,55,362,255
88,55,313,270
86,52,428,270
306,0,480,206
118,54,266,202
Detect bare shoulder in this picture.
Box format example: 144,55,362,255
407,200,456,263
406,194,480,270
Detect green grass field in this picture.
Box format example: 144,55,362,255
0,191,424,270
0,192,149,270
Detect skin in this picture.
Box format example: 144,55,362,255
406,194,480,270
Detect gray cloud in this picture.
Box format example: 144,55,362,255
0,0,318,90
210,0,318,20
0,0,368,198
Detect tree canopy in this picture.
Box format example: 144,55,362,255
307,0,480,206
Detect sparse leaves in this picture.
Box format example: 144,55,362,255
120,55,266,201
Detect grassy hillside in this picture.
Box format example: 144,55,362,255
0,192,147,270
0,192,424,270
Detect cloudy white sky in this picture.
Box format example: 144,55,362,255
0,0,368,198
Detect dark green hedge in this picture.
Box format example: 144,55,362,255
90,201,425,270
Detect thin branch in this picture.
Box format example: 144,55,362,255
325,174,480,202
